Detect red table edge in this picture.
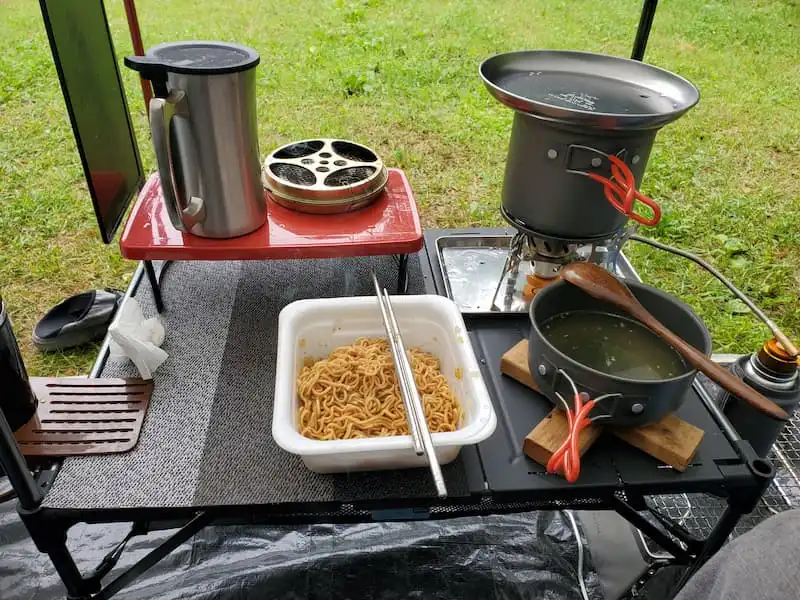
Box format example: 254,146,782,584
119,168,424,261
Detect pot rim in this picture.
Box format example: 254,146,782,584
529,278,712,386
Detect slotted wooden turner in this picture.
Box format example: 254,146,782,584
14,378,153,457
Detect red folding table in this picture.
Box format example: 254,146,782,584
119,169,424,310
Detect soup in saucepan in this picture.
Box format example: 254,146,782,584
540,310,688,380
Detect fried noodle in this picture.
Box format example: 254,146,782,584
297,338,461,440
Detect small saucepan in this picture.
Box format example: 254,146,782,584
528,279,711,427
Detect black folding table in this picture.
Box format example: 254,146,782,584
0,229,782,600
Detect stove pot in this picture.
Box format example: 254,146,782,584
480,50,699,241
528,279,711,427
502,116,657,240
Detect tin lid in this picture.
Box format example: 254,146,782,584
262,139,388,214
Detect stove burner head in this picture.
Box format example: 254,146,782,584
262,139,388,214
528,236,573,258
527,235,577,279
490,227,633,311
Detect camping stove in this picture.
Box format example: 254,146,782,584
488,222,633,312
473,49,702,312
437,50,700,314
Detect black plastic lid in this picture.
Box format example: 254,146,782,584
125,41,259,77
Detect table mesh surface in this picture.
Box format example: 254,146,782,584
43,256,469,510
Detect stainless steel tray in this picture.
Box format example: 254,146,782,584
435,233,639,315
436,235,529,314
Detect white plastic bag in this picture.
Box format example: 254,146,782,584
108,298,167,380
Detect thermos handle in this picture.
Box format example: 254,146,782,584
150,91,188,232
149,91,206,233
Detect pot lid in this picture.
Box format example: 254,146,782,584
125,41,259,77
480,50,699,130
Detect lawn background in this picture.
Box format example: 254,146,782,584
1,0,798,376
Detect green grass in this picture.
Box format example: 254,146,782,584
1,0,798,376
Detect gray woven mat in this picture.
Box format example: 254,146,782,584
44,261,241,509
44,256,469,510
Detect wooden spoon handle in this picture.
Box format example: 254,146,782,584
635,311,789,421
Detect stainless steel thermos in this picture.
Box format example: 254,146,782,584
125,41,266,239
0,297,37,431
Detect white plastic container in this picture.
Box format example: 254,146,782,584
272,295,497,473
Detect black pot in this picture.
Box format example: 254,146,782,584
501,114,657,240
528,279,711,427
480,50,700,242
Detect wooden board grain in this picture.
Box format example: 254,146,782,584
501,339,705,472
610,415,704,472
499,338,538,391
523,408,603,468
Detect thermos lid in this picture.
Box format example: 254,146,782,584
125,41,259,78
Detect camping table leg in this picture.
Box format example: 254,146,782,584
0,412,42,510
143,260,164,313
397,254,409,294
0,414,91,597
617,496,750,598
142,260,174,313
672,503,742,591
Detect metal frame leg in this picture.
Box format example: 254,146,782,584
0,411,42,510
98,512,212,599
143,260,164,313
617,499,747,598
18,509,213,600
672,504,741,592
40,536,95,599
612,494,695,563
631,0,659,61
396,254,409,294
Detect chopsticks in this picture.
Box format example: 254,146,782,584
371,273,448,498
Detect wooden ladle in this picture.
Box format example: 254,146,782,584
560,262,789,421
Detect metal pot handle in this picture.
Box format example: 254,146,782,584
564,144,627,175
552,368,628,422
564,144,662,227
538,361,625,420
149,91,205,232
